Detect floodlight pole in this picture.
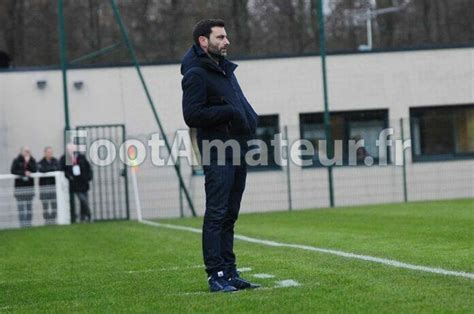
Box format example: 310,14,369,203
58,0,76,223
353,0,408,51
108,0,197,216
366,9,373,50
58,0,70,133
317,0,335,207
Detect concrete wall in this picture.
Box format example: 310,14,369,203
0,47,473,218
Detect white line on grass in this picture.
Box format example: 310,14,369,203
124,265,253,274
124,265,203,274
140,220,474,280
252,273,275,279
175,285,301,296
275,279,301,288
0,278,44,284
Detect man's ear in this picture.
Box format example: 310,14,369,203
198,36,208,49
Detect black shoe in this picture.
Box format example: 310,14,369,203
208,271,237,293
228,270,261,290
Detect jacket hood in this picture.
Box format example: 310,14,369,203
180,44,237,76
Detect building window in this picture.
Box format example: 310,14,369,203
299,109,389,166
410,105,474,161
248,114,281,171
190,114,282,174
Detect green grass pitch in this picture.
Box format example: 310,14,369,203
1,199,473,312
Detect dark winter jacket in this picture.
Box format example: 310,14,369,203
181,44,258,160
59,153,93,193
10,155,37,200
38,157,59,186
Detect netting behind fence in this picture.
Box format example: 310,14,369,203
1,123,471,227
127,116,473,220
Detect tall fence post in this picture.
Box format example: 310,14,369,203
58,0,75,223
400,118,408,202
284,126,293,211
317,0,335,207
177,158,184,218
57,0,70,134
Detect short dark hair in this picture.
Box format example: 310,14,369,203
192,19,225,46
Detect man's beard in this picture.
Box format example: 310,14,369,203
208,43,227,59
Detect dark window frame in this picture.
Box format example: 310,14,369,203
410,104,474,162
189,114,283,175
248,114,282,172
299,109,390,168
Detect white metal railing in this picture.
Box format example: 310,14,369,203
0,171,70,229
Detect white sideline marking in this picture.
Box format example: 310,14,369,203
124,265,254,274
179,291,211,296
176,285,301,296
140,220,474,280
252,273,275,279
0,278,44,284
124,265,203,274
275,279,301,288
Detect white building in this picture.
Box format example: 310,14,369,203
0,47,472,222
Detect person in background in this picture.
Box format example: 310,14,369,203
60,143,93,222
10,146,37,227
352,135,371,164
38,146,59,224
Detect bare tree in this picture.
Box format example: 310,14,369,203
0,0,472,67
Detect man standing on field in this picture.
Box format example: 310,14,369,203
181,19,260,292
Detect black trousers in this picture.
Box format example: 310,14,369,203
202,159,247,276
70,191,92,222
